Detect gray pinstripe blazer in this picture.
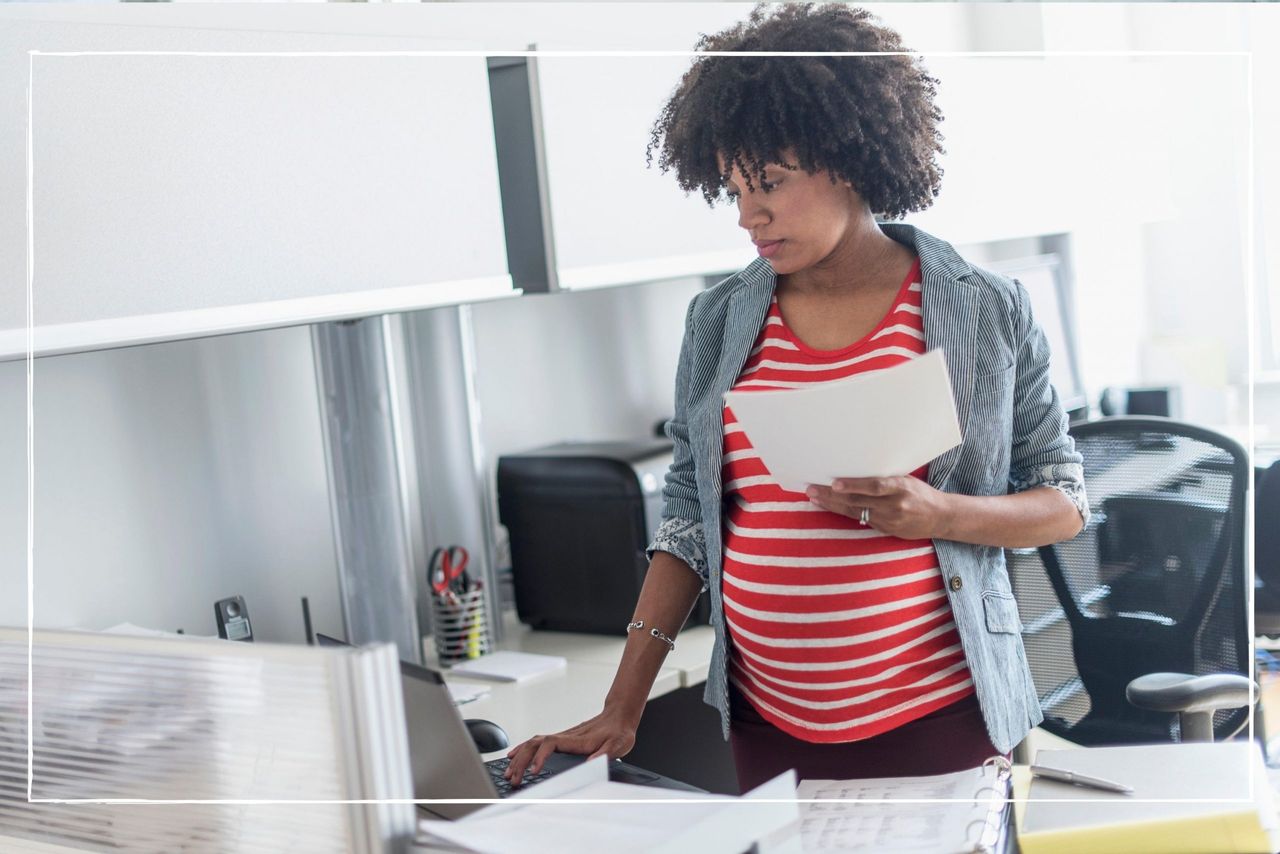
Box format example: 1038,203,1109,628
646,222,1089,754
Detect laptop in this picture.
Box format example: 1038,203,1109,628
314,633,701,818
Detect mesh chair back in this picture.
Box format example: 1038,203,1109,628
1010,417,1250,744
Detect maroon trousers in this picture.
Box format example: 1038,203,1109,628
728,683,1003,794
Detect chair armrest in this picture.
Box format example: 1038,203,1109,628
1126,672,1255,714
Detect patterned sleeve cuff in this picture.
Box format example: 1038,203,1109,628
1011,462,1091,528
646,517,710,594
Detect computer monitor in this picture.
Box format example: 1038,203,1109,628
988,253,1088,417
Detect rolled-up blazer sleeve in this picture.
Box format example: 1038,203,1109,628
645,296,710,591
1006,278,1091,527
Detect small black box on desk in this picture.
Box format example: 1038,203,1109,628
497,439,711,634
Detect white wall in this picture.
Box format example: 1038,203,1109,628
1039,4,1271,438
468,275,705,463
0,327,343,642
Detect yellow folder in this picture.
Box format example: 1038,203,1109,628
1019,742,1274,854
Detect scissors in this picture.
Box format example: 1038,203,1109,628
430,546,471,602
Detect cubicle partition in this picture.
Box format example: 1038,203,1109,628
0,629,415,852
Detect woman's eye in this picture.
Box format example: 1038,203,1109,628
761,180,778,192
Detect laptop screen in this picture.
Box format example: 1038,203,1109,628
316,632,446,685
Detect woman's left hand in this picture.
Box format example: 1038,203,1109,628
805,476,954,540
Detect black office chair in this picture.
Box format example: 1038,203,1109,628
1255,460,1280,638
1009,417,1254,745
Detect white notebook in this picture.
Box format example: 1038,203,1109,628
448,650,567,682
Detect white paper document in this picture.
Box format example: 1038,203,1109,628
447,650,566,683
723,348,962,493
795,763,1008,853
418,757,800,854
445,681,490,706
102,622,215,640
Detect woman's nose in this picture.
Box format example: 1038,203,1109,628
736,195,768,232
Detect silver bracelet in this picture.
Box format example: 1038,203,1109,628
626,620,675,652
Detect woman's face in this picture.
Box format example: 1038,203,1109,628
719,151,864,275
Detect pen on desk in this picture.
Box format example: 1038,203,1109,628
301,596,315,646
1030,765,1134,794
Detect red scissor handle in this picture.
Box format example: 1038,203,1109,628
430,546,470,595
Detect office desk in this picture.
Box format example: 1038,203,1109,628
444,660,682,760
432,612,734,791
491,610,717,688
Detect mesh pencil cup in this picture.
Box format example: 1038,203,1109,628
431,585,491,666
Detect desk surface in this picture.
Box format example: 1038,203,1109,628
445,660,683,759
492,611,716,688
434,611,715,758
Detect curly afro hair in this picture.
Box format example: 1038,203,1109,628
647,3,945,220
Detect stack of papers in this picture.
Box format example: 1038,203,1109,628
448,650,567,683
417,757,799,854
723,348,961,493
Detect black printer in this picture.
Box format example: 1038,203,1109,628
497,439,711,634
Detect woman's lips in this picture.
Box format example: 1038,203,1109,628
756,240,784,259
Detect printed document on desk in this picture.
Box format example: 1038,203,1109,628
417,757,800,854
723,348,961,493
795,760,1011,853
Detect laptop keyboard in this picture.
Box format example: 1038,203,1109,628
485,756,553,796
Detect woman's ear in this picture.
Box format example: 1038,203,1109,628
842,182,873,214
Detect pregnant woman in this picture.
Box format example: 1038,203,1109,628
505,3,1088,792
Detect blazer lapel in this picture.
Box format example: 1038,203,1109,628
921,263,977,489
701,268,775,500
879,222,979,490
716,271,775,398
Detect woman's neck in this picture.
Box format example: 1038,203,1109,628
780,222,913,297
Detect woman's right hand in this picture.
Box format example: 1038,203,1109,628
502,708,638,787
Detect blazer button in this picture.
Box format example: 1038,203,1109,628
949,576,963,592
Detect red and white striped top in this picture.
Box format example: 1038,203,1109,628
721,257,975,743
